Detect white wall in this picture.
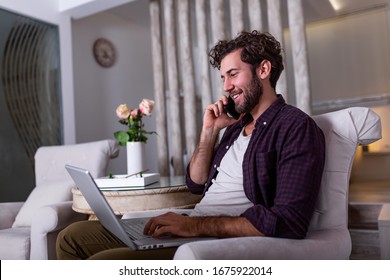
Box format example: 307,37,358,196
0,0,60,24
2,0,390,180
72,0,158,174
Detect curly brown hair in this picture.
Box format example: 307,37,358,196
209,30,284,89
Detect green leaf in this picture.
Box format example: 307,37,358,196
114,131,130,146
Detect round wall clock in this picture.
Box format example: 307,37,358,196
93,38,116,68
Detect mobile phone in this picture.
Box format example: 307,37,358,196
223,96,240,120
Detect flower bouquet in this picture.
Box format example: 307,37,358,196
114,99,156,146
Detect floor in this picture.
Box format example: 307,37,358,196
349,180,390,204
348,180,390,260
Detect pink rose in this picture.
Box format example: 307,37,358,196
116,104,130,120
139,99,155,116
131,108,139,118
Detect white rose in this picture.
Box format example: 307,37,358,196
116,104,131,120
139,99,155,116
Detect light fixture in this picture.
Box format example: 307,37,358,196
363,105,389,154
329,0,343,11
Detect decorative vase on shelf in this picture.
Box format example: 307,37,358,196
126,142,146,175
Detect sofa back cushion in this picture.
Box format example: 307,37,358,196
309,107,381,231
34,139,119,186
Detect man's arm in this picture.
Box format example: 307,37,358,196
144,212,263,238
188,127,219,184
189,97,237,184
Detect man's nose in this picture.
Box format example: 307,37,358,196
223,79,234,92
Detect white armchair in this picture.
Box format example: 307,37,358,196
172,107,381,259
0,139,119,260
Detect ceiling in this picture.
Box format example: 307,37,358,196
106,0,390,28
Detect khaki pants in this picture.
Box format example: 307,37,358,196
56,220,177,260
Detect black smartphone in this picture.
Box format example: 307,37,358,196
223,96,240,120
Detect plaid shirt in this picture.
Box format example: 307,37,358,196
186,95,325,239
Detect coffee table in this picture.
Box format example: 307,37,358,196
72,176,201,218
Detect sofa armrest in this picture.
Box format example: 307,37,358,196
30,201,88,259
0,202,24,229
31,201,88,233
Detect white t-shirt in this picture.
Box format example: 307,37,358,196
191,128,254,217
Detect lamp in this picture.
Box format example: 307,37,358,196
363,105,388,154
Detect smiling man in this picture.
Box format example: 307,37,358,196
57,31,326,260
145,31,325,239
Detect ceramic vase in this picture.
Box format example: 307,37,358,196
126,142,145,175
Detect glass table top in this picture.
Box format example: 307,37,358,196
99,176,186,191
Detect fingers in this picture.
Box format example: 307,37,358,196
143,212,193,238
151,225,173,238
207,96,229,118
207,102,223,118
143,212,176,237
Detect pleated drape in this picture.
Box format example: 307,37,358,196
148,0,310,176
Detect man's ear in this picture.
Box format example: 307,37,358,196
257,60,272,80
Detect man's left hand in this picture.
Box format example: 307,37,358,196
144,212,198,238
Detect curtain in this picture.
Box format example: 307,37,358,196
149,0,310,176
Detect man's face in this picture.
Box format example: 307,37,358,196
220,49,263,114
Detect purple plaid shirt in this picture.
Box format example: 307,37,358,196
186,95,325,239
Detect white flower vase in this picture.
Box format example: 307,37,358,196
126,142,146,175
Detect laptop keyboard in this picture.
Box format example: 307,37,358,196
120,218,150,240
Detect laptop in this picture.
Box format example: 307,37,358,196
65,164,212,250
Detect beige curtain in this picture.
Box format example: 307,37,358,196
149,0,310,176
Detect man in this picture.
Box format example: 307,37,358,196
56,31,325,259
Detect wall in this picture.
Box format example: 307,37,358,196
0,0,59,24
72,0,158,174
2,0,390,181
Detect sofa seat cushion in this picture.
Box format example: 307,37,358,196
174,228,351,260
0,227,31,259
12,180,74,228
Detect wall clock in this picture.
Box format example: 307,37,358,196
93,38,116,68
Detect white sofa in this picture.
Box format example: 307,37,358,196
0,139,119,260
123,107,381,259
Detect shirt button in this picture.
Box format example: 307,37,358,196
263,121,267,125
226,145,229,149
214,164,217,168
204,183,207,187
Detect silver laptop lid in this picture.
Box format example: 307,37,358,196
65,164,136,249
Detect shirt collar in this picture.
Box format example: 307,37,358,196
239,94,286,128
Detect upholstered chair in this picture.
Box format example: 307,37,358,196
173,107,381,259
123,107,381,259
0,139,119,260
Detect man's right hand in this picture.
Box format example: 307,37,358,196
203,96,238,132
188,96,239,185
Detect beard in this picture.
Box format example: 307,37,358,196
235,74,263,114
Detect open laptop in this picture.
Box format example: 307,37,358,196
65,164,212,250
